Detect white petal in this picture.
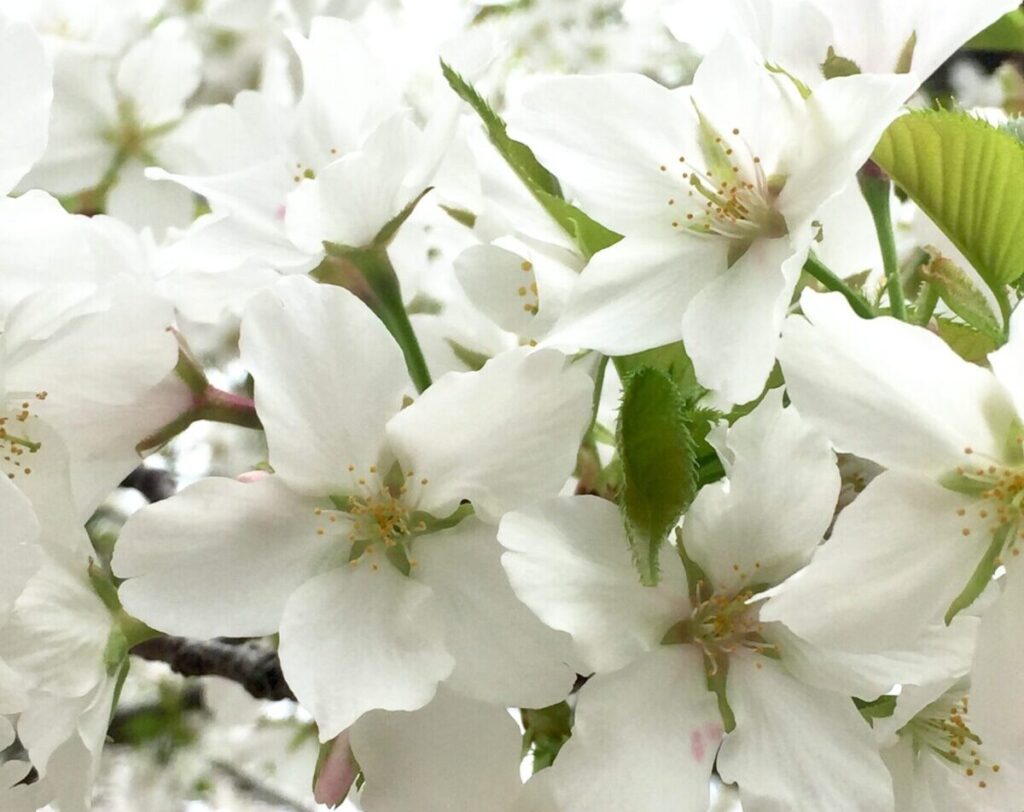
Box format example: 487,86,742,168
718,654,894,811
105,160,196,239
0,192,97,323
507,74,698,236
810,0,1017,80
762,471,993,652
5,277,177,406
1,555,110,699
114,476,338,638
546,235,725,355
0,17,51,195
990,305,1024,420
285,115,425,253
20,49,117,197
537,647,721,812
0,477,40,617
499,496,690,673
778,73,917,228
413,518,577,709
454,240,575,340
780,291,1015,474
289,17,403,158
970,570,1024,759
388,348,591,522
771,615,978,700
115,28,201,127
691,34,798,173
278,563,454,740
352,688,524,812
240,276,410,496
684,391,840,593
682,235,807,407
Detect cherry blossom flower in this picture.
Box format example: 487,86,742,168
113,276,592,740
508,34,915,404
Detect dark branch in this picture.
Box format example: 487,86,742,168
132,637,295,701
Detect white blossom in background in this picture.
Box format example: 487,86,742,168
18,18,203,235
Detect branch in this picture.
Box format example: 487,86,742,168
131,637,295,701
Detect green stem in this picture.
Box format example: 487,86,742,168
587,355,608,438
859,165,907,321
137,385,262,454
803,254,875,319
322,245,433,393
992,283,1013,338
914,281,940,326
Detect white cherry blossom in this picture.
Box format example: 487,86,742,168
113,276,591,740
508,34,915,405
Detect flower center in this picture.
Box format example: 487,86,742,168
664,587,776,669
945,445,1024,560
0,392,48,482
905,691,1001,791
661,125,787,246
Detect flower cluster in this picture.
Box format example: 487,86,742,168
2,1,1024,810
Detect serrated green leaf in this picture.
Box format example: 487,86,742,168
873,110,1024,290
935,317,1000,363
821,47,862,79
966,9,1024,51
617,367,698,586
614,343,703,401
1001,116,1024,145
945,522,1012,623
440,60,621,259
921,253,1004,341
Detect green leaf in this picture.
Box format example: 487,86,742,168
873,110,1024,290
1001,116,1024,145
945,522,1013,623
616,367,698,586
371,186,433,248
920,253,1005,341
821,47,862,79
521,702,572,773
854,694,898,726
614,343,703,402
935,317,1000,363
441,60,621,259
966,9,1024,51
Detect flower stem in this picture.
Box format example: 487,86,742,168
859,163,907,321
321,244,433,393
137,382,262,454
802,254,875,319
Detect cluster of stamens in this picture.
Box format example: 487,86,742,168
0,392,47,481
907,693,1000,790
952,445,1024,559
686,586,776,671
516,260,540,316
659,127,784,243
312,464,429,572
